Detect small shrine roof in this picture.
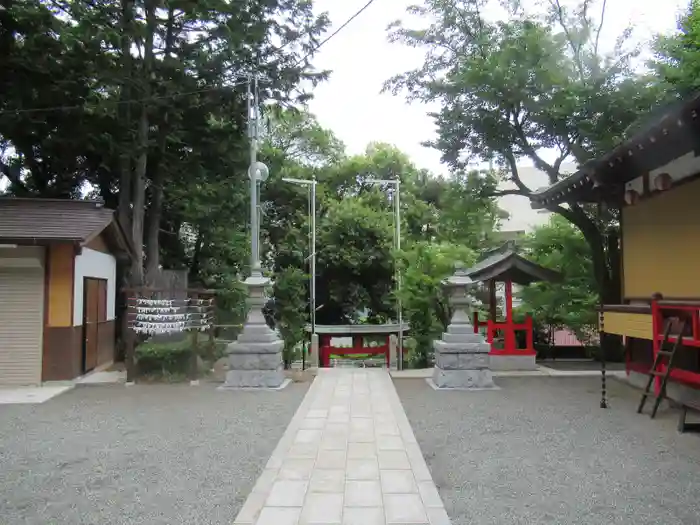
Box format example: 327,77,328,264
464,242,561,285
305,323,410,335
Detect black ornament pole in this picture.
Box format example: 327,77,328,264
598,197,608,409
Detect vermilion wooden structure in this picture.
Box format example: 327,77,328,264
650,299,700,389
309,324,410,368
320,334,389,368
473,302,535,354
466,243,561,357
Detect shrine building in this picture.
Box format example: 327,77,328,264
531,92,700,402
0,198,132,385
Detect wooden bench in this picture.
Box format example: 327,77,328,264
678,399,700,433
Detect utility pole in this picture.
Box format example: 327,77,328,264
395,181,403,371
367,178,404,370
282,177,317,337
248,74,261,276
222,73,283,390
311,177,316,335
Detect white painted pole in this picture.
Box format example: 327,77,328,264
366,178,404,370
395,180,403,370
281,177,317,338
311,177,317,336
248,76,259,276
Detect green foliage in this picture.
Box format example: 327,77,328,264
0,0,330,287
316,196,395,323
652,0,700,97
386,0,661,169
259,111,504,352
517,215,598,342
429,169,506,246
272,267,308,368
1,0,512,354
399,242,477,368
136,338,192,376
384,0,664,304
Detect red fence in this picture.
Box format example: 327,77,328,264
319,334,390,368
650,300,700,389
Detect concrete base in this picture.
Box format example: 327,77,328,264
431,366,497,389
489,353,537,371
219,377,291,391
426,377,500,391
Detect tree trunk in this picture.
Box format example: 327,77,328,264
554,205,624,361
130,0,156,286
145,6,175,283
117,0,134,230
190,229,204,282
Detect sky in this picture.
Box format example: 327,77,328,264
306,0,688,230
307,0,687,172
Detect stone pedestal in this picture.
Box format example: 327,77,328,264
309,333,320,369
431,265,496,390
389,334,398,370
221,273,286,389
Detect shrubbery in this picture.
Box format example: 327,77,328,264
135,336,228,379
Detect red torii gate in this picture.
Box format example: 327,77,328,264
308,324,410,368
466,243,561,369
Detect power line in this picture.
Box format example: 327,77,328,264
0,0,381,116
292,0,380,68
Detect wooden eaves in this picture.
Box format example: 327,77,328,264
530,92,700,209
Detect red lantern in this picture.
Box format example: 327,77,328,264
624,189,639,205
653,172,673,191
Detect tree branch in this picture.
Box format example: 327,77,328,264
451,0,488,59
551,202,611,297
511,113,560,183
548,0,585,80
552,146,571,175
562,133,590,164
593,0,607,58
503,151,533,195
0,160,29,194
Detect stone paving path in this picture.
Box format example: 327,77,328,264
233,368,451,525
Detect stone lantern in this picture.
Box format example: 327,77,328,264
431,263,496,389
221,274,287,389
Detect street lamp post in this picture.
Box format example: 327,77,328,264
282,177,317,338
221,75,286,390
367,178,403,370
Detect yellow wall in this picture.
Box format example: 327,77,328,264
622,177,700,298
602,311,653,339
47,244,74,327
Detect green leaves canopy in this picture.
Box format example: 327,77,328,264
517,215,598,342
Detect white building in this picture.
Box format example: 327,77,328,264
489,163,577,311
498,164,577,233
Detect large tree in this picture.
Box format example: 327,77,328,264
652,0,700,97
0,0,330,288
518,215,598,344
384,0,664,308
260,109,503,332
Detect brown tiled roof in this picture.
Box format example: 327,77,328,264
0,198,116,243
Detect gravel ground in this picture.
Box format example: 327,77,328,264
0,382,309,525
395,376,700,525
